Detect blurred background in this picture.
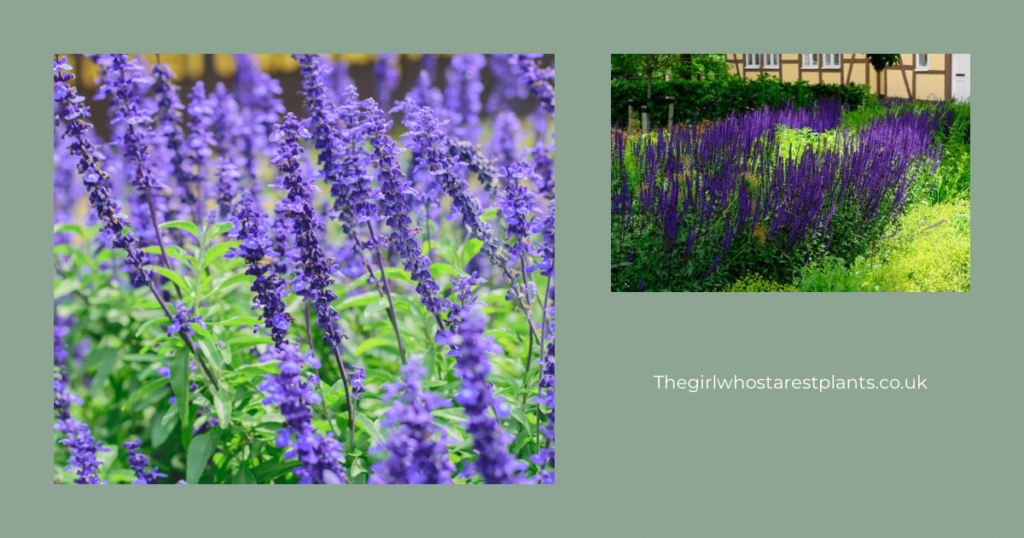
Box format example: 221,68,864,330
57,54,555,138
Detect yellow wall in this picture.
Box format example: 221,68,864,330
887,68,910,98
916,73,945,101
781,63,798,81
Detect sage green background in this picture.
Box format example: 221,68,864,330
5,0,1021,536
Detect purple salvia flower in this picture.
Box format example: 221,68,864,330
348,364,365,400
184,81,215,215
435,272,486,357
214,157,241,217
509,54,555,118
452,305,525,484
102,55,161,192
124,440,167,484
527,201,554,277
270,113,346,348
332,85,376,229
54,56,151,285
486,54,528,115
151,61,189,222
487,111,522,169
497,161,539,264
374,54,401,108
368,359,455,484
227,190,292,345
258,343,346,484
525,140,555,196
365,100,444,314
444,54,486,143
59,421,110,484
166,301,205,338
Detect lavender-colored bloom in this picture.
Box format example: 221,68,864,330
60,421,109,484
270,113,345,348
258,343,346,484
332,85,376,229
497,162,539,263
124,440,167,484
100,55,161,192
445,54,486,143
374,54,401,108
510,55,555,118
184,81,215,212
486,54,528,115
166,301,205,338
452,305,524,484
525,141,554,196
368,360,455,484
528,201,554,277
348,364,366,400
213,157,241,217
151,61,189,221
365,100,444,314
435,272,486,357
227,190,292,345
487,111,522,169
54,56,150,285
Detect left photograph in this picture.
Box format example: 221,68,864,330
53,54,555,484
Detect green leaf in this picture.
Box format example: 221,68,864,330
144,265,191,293
88,348,118,397
251,460,300,483
123,354,162,362
134,317,166,338
206,240,240,260
510,407,531,433
214,273,255,295
355,413,385,446
354,338,395,357
170,349,191,450
481,207,498,221
431,408,467,423
462,238,484,264
212,385,233,427
186,431,216,484
160,220,200,239
232,466,257,484
430,263,467,278
208,221,234,238
225,335,275,347
53,279,81,299
337,292,380,311
209,316,262,327
364,297,389,317
54,223,85,238
151,407,174,448
120,379,168,411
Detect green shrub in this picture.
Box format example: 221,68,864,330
725,274,798,292
793,202,970,292
610,74,870,128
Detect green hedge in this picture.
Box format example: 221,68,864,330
611,75,870,128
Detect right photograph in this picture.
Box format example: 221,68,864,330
611,54,970,292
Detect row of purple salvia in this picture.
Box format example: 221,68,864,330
613,99,947,279
54,54,554,484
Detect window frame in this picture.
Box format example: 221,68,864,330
745,54,761,69
762,54,780,70
801,54,819,69
915,54,929,71
822,54,841,69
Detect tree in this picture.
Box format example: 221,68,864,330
866,54,902,96
612,54,678,99
676,54,730,80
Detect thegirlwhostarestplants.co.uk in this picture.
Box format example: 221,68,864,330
653,375,928,393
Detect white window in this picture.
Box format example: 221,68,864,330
802,54,819,68
916,54,929,71
745,54,760,68
763,54,779,69
823,54,841,69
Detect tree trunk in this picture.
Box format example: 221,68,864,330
647,73,653,99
